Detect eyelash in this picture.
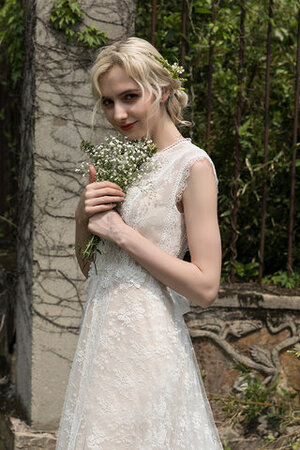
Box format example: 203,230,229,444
124,93,138,101
102,99,113,107
101,93,139,107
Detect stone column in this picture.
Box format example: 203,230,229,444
16,0,136,432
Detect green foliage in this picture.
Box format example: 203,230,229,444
49,0,108,49
76,25,108,50
0,0,24,248
136,0,300,285
0,132,19,243
215,362,298,443
287,348,300,359
49,0,84,42
221,260,259,282
0,0,25,87
221,439,232,450
262,271,300,288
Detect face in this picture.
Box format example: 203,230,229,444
99,64,162,140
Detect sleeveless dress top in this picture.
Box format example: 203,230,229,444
56,138,223,449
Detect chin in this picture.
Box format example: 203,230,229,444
120,130,146,141
117,123,148,140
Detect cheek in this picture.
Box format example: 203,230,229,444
133,96,152,114
133,103,152,120
102,108,113,122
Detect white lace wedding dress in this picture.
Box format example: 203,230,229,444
56,138,223,449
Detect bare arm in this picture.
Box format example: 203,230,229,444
88,158,222,307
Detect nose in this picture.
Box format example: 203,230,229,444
113,101,128,122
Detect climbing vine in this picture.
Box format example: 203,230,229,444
49,0,108,49
0,0,109,248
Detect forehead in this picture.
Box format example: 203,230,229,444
99,65,140,97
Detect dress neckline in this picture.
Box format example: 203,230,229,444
156,138,191,155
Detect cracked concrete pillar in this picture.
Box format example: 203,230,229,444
16,0,136,431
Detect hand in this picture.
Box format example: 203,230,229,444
87,209,127,243
75,165,125,224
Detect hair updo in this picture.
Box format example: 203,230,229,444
90,37,190,128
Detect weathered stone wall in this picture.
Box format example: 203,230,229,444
182,286,300,444
16,0,136,431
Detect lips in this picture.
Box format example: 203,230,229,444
120,121,137,131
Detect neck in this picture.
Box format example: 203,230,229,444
150,107,183,151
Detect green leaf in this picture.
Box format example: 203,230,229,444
194,7,212,14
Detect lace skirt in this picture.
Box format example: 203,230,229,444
56,254,223,450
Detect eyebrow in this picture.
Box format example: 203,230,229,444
102,89,141,100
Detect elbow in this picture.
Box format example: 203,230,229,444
190,283,219,309
188,262,221,308
202,288,218,308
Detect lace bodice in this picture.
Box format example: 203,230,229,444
88,138,219,311
120,138,218,257
56,139,223,450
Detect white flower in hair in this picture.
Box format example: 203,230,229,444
150,53,187,85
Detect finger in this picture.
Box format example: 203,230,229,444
86,203,116,216
85,188,125,199
89,180,123,191
89,166,97,184
85,185,125,197
86,196,125,206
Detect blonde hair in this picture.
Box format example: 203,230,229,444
90,37,190,128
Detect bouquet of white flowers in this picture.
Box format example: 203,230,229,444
76,136,157,263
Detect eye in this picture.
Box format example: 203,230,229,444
124,93,139,102
101,98,113,107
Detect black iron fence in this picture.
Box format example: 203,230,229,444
137,0,300,284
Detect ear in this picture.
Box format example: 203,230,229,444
160,86,170,103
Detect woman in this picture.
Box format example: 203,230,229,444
56,37,223,449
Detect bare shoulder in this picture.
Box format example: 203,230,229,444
183,157,218,200
189,156,216,177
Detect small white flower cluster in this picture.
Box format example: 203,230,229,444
76,136,157,193
170,62,185,77
149,53,186,84
75,135,157,262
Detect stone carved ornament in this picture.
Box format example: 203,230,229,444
187,314,300,383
